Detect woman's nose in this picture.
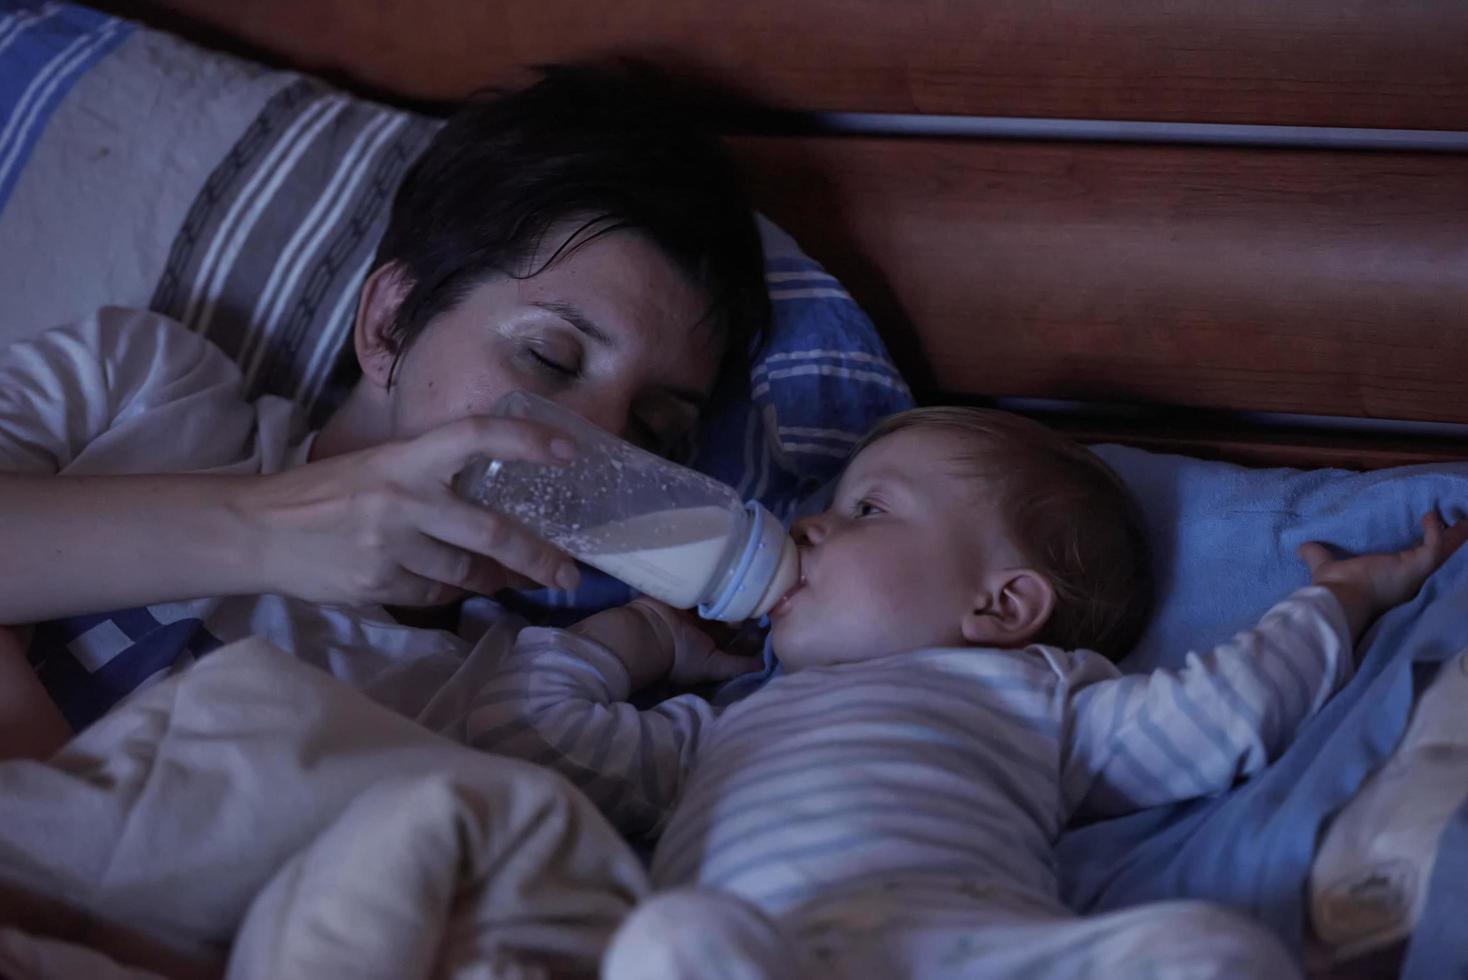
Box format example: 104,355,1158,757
564,393,634,440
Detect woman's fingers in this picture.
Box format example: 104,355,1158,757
396,529,563,598
415,494,580,592
387,567,469,608
241,413,590,607
410,415,576,475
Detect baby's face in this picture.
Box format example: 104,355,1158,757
770,427,1026,670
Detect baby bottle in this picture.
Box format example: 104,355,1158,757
455,391,799,622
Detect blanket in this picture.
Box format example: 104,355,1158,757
0,639,650,980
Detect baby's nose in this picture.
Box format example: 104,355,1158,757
791,513,827,546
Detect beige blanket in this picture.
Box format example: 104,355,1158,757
0,638,650,980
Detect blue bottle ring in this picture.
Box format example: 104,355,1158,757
698,501,781,621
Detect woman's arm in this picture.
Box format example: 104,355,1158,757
0,418,583,623
0,310,581,624
0,473,262,623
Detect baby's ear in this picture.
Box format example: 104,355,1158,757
961,569,1056,648
353,261,414,390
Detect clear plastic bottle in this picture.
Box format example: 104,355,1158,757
454,391,799,622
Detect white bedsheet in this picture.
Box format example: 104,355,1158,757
0,638,650,980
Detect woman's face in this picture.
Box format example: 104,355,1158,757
376,228,724,455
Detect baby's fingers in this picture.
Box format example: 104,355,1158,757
1420,510,1468,565
1297,541,1335,576
1445,517,1468,556
420,496,580,592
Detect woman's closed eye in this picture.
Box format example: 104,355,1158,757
522,346,580,381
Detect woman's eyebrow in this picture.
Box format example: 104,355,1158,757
533,300,710,410
532,300,615,348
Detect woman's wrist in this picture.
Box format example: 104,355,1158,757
215,474,277,598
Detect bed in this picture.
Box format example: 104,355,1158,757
2,1,1467,977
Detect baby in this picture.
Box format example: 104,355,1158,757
467,407,1465,979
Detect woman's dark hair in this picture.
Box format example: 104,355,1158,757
374,62,770,381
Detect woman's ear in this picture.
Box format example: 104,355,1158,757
353,262,413,390
960,569,1057,648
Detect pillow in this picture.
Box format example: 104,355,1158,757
1059,446,1468,968
0,1,913,620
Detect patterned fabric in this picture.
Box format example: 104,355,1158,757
0,3,130,214
700,247,914,522
148,79,437,412
30,606,221,731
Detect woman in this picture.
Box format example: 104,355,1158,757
0,64,769,754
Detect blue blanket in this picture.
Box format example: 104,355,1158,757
1060,447,1468,975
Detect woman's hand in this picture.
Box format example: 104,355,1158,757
239,416,583,608
1298,510,1468,642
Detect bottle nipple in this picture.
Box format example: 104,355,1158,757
750,536,800,618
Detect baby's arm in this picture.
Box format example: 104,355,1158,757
1065,512,1466,818
463,600,755,838
572,599,761,690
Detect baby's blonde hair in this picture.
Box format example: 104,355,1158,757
855,407,1152,661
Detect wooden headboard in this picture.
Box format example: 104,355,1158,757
102,0,1468,468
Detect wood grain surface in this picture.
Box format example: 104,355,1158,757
732,134,1468,432
99,0,1468,129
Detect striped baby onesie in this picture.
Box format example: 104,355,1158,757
468,586,1351,978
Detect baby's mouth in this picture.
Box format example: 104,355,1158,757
769,575,806,619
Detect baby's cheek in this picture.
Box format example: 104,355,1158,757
854,584,919,635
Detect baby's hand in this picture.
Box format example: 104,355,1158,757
572,599,762,691
627,599,763,688
1297,511,1468,642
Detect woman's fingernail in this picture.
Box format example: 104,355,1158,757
550,438,576,460
555,563,581,591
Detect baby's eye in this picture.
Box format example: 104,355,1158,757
853,498,883,519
